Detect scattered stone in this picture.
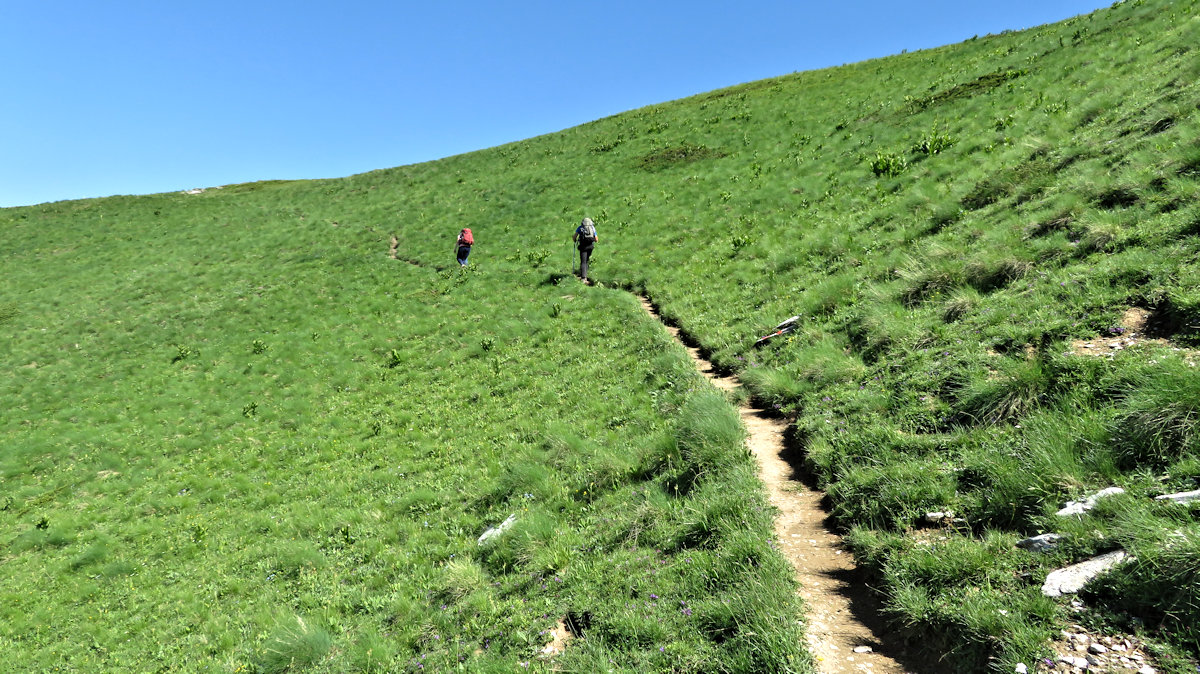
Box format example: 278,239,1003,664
1154,489,1200,504
477,514,517,545
1138,666,1156,674
1058,655,1089,668
1042,550,1127,597
852,645,873,653
1015,664,1028,674
1017,533,1063,552
924,510,954,524
1088,644,1107,655
1056,487,1125,516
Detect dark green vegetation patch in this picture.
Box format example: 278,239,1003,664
637,144,726,171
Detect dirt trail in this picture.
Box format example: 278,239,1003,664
639,296,922,674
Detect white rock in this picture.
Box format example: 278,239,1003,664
477,514,517,545
924,511,954,524
1015,664,1028,674
852,645,873,653
1155,489,1200,504
1017,533,1064,551
1137,666,1156,674
1057,487,1125,516
1089,644,1107,654
1042,550,1128,597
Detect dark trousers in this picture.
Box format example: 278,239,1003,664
578,246,593,279
457,245,471,266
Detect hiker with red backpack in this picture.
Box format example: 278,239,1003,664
456,228,474,267
572,217,598,282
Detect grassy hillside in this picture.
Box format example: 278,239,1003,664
1,201,808,671
4,0,1200,671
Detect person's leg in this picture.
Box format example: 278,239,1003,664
580,248,591,280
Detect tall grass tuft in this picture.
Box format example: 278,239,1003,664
675,390,746,476
257,615,333,674
1111,362,1200,468
955,357,1052,425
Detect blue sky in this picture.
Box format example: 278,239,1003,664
1,1,1110,208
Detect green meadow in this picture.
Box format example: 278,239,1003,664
4,0,1200,671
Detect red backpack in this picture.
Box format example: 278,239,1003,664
460,228,474,246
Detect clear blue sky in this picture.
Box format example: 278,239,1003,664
1,1,1110,208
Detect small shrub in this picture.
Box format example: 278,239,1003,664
729,232,754,254
171,345,197,363
870,151,909,177
912,124,957,155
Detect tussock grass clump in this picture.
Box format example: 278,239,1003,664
941,288,980,323
964,257,1032,293
898,257,964,306
257,616,333,674
1148,287,1200,344
828,457,956,531
1111,362,1200,468
675,390,747,476
954,357,1052,425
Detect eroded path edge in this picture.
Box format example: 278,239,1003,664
637,295,917,674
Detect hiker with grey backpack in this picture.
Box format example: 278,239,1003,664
572,217,598,282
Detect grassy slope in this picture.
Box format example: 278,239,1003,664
2,192,807,671
4,0,1200,670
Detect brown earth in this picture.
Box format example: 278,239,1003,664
1067,307,1197,366
637,296,931,674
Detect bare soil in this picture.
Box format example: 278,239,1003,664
1067,307,1198,365
638,296,927,674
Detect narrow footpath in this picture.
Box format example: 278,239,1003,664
639,296,923,674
